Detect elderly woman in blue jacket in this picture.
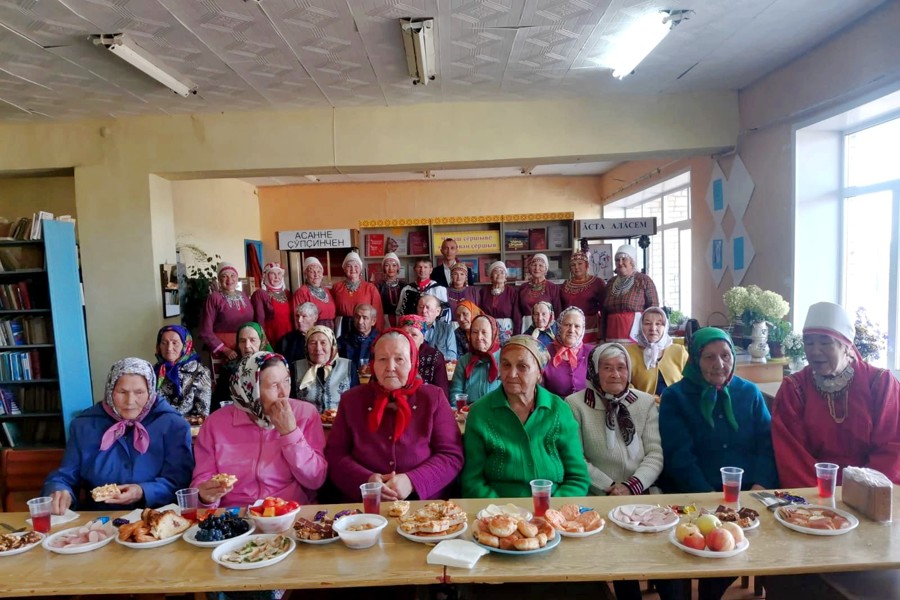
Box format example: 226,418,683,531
43,358,194,514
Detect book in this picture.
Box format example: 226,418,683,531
1,421,23,447
528,228,547,251
548,225,569,249
478,256,493,284
459,258,478,280
0,386,21,414
505,229,529,251
17,281,32,309
385,234,408,256
365,234,385,257
408,231,429,255
507,259,523,280
547,257,563,280
366,261,381,283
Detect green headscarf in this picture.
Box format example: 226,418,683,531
682,327,738,431
236,322,274,353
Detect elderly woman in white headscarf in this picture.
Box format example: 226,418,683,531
44,358,194,513
542,307,594,398
626,307,688,399
331,251,384,335
292,256,336,330
250,262,293,347
292,325,352,413
478,260,520,344
601,244,659,342
192,351,327,507
517,253,562,331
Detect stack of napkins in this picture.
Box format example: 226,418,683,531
26,509,79,527
427,540,489,569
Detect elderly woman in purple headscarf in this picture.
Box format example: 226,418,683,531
43,358,194,514
154,324,211,418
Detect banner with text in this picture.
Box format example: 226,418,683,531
278,229,353,250
579,218,657,238
431,231,501,255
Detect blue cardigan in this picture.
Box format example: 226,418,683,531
43,401,194,510
659,375,778,493
449,351,502,405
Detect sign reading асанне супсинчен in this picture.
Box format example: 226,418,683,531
579,217,657,238
277,229,353,250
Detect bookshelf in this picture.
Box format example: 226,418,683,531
0,220,92,449
359,219,432,284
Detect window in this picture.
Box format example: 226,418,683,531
603,172,691,314
842,117,900,369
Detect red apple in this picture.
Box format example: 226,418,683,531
682,531,707,550
675,523,701,543
720,522,745,545
705,527,736,552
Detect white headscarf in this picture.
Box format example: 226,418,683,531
631,307,673,369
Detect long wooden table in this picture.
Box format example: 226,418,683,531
0,488,896,596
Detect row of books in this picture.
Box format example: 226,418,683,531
504,226,569,251
364,231,429,257
0,316,51,346
1,211,74,241
0,350,44,381
0,281,35,309
0,419,64,447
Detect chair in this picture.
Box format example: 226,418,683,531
0,447,65,511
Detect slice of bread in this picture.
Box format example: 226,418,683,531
149,511,192,540
211,473,238,487
91,483,120,502
389,500,410,518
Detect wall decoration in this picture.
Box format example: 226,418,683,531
587,242,613,281
160,263,180,318
703,156,756,285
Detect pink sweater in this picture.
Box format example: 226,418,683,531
191,400,327,507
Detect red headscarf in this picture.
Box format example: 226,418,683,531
367,328,423,440
464,314,500,383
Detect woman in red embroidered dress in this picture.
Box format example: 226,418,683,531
561,251,606,344
601,245,659,342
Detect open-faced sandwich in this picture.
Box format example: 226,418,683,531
91,483,121,502
397,500,467,537
118,508,192,543
389,500,410,518
212,473,238,487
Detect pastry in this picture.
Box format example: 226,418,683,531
211,473,238,487
389,500,410,518
91,483,120,502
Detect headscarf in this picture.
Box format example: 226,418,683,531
465,315,500,383
451,262,468,275
100,358,157,454
489,261,507,276
303,256,323,271
368,329,423,440
683,328,738,431
382,252,400,268
154,325,200,399
530,301,555,340
531,253,549,268
569,250,589,266
504,335,551,371
263,262,285,292
298,325,338,390
217,262,238,277
632,307,673,369
803,301,860,358
552,306,586,368
342,251,363,269
237,322,273,353
615,244,638,266
230,351,289,429
584,343,640,459
397,314,427,333
456,300,482,324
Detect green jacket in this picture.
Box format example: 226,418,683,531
461,385,590,498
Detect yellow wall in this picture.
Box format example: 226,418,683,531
257,176,604,263
1,176,77,234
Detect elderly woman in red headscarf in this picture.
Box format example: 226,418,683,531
454,299,482,356
398,314,449,398
773,302,900,486
251,262,293,348
324,329,464,502
450,314,502,405
561,250,606,343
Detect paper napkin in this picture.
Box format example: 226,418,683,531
426,539,489,569
27,509,79,527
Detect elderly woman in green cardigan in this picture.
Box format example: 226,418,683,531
461,335,590,498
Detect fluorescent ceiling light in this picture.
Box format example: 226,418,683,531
92,34,196,97
609,10,689,79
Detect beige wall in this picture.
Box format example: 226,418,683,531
1,176,77,234
172,178,261,273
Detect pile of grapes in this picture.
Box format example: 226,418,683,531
195,512,251,542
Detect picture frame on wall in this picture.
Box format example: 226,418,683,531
160,263,181,318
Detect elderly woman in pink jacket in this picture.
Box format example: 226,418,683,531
191,352,327,506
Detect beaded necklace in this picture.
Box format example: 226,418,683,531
222,290,247,310
563,275,596,295
814,365,855,424
345,279,362,294
611,274,635,295
307,285,329,303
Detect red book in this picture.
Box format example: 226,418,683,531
528,228,547,251
506,259,523,281
366,234,385,257
16,282,31,309
408,231,429,255
478,257,493,284
366,262,381,283
28,350,41,379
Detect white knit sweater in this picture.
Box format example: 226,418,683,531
565,388,663,495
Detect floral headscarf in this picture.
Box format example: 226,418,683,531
631,307,673,369
368,329,423,440
154,325,200,399
552,306,586,367
683,328,738,431
237,322,274,353
465,314,500,383
298,325,338,390
504,335,550,371
100,358,157,454
230,351,289,429
585,344,639,459
397,314,427,333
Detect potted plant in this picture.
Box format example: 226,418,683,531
666,308,687,334
783,332,806,372
767,319,791,358
854,307,887,363
723,285,790,353
177,243,221,331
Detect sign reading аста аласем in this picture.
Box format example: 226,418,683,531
579,218,657,238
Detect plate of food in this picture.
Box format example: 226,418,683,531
773,504,859,536
292,509,360,545
116,508,192,548
320,409,337,428
43,520,117,554
0,531,44,557
395,500,468,543
608,504,679,533
669,528,750,558
704,505,760,530
476,503,532,522
544,504,605,537
471,516,561,555
398,521,468,543
184,513,254,548
212,534,295,570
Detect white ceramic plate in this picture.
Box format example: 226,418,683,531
557,519,605,538
608,504,679,533
476,504,533,522
183,520,255,548
773,504,860,536
471,530,561,555
42,524,117,554
294,532,340,545
668,530,750,558
116,503,180,525
212,534,296,570
397,521,468,543
0,532,44,557
116,531,184,549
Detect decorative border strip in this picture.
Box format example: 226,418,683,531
431,215,505,225
359,218,431,227
502,212,574,222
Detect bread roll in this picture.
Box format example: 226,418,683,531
488,516,518,538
